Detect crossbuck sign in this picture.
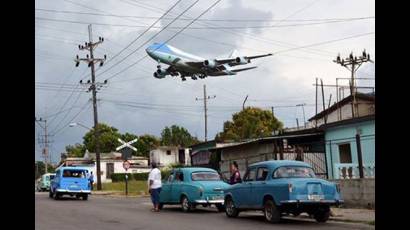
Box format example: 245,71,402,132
116,138,138,152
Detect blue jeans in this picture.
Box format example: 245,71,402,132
150,188,161,205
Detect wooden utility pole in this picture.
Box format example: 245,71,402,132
315,78,318,127
75,24,107,190
321,79,326,124
35,117,50,174
196,84,215,141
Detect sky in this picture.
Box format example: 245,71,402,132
35,0,375,163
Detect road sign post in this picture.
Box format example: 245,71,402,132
123,160,130,196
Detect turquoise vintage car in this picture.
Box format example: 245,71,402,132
159,167,230,212
224,160,344,223
36,173,56,191
50,167,91,200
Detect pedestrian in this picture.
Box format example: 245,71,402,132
89,171,94,190
229,161,242,185
148,162,162,212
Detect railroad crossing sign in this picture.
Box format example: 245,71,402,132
116,138,138,160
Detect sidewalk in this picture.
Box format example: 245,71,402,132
330,207,375,224
91,190,149,198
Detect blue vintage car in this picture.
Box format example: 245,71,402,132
224,160,343,223
159,167,230,212
49,167,91,200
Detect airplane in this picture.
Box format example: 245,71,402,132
145,42,273,81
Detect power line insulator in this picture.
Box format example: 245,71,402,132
87,80,91,84
104,80,108,84
88,62,91,67
104,54,107,60
75,61,79,67
80,80,83,84
100,61,104,67
86,54,89,59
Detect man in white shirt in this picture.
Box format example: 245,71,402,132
148,162,162,212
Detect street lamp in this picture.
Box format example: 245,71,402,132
69,122,102,191
296,103,307,128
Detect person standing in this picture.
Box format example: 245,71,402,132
88,171,94,190
229,161,242,185
148,162,162,212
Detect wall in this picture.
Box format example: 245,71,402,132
331,179,375,209
325,120,375,179
150,148,179,166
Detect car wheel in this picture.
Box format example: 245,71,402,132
216,204,225,212
181,196,192,212
54,192,60,200
49,189,53,198
225,197,239,218
314,207,330,223
264,199,281,223
82,194,88,201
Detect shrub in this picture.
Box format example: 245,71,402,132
111,173,134,182
133,172,149,181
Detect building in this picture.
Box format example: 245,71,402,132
190,140,240,168
308,92,375,127
59,151,150,183
149,146,191,167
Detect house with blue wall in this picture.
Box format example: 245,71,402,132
308,92,375,179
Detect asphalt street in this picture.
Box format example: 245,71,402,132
35,193,374,230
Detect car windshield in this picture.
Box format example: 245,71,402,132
62,170,87,178
273,166,316,178
191,172,221,181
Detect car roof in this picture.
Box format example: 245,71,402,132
249,160,311,169
174,167,217,173
58,166,89,171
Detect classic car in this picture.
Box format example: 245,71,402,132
36,173,56,192
224,160,343,223
159,167,230,212
49,167,91,200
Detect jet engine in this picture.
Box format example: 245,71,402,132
203,59,217,68
153,68,168,79
235,56,250,64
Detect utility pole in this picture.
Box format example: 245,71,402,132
315,78,318,128
296,103,306,128
334,50,372,118
242,95,248,110
321,79,326,124
196,84,215,141
35,117,50,174
75,24,107,191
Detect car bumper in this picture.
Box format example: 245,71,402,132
280,199,344,205
56,189,91,194
194,199,224,204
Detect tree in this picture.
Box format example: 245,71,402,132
215,107,283,142
35,161,55,179
83,123,122,153
65,143,86,157
161,125,199,147
135,134,160,157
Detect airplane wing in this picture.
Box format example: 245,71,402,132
231,66,257,73
185,53,273,68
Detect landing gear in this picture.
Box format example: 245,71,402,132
181,77,186,81
198,74,207,79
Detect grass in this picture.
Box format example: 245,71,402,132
102,181,148,196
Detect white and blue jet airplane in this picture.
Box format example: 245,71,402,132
146,42,272,81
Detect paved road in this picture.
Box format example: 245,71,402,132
35,193,373,230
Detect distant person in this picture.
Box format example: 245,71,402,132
148,162,162,212
229,161,242,185
89,172,94,190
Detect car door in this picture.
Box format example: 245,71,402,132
251,167,270,208
170,170,184,203
235,167,256,208
160,171,174,203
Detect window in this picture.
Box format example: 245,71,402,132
191,172,221,181
175,171,184,182
167,174,174,182
338,144,352,163
166,150,171,155
62,170,87,178
273,166,315,178
243,168,257,182
256,167,269,181
106,163,114,179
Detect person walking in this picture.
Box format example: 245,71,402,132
88,171,94,190
148,162,162,212
229,161,242,185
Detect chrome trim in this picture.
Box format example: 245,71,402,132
194,199,224,204
56,189,91,193
280,199,344,204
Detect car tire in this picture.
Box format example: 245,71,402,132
181,196,193,212
216,204,225,212
49,189,53,198
225,197,239,218
54,192,60,200
82,194,88,201
264,199,281,223
314,207,330,223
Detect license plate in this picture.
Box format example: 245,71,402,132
308,195,322,201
